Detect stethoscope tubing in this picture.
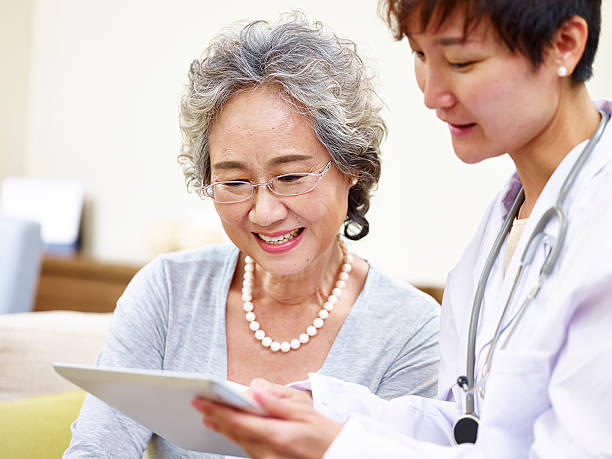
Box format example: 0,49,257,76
460,108,610,423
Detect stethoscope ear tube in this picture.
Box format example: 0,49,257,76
521,207,567,276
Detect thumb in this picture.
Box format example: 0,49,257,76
252,387,303,420
251,378,292,399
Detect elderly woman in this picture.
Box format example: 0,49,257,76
64,13,440,458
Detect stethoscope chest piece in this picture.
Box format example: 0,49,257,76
453,414,479,444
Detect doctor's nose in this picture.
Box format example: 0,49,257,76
420,69,456,110
248,186,288,227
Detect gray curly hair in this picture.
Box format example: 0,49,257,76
178,12,386,240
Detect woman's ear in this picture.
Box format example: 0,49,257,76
550,15,589,78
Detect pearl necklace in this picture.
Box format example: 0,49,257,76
242,240,353,353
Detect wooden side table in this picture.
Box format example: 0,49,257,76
34,256,141,313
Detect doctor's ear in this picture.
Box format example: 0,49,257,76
550,15,589,79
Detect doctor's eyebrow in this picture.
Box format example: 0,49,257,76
406,34,473,47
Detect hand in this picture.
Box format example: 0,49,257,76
247,378,313,408
192,378,342,459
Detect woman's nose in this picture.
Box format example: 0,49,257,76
248,186,288,226
421,68,456,110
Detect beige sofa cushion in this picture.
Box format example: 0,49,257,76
0,311,112,401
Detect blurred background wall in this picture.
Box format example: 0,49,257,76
1,0,611,285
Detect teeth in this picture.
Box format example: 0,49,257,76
258,229,300,244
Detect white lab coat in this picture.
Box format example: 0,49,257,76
309,100,612,458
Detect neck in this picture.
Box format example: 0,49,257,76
251,240,344,307
509,85,600,218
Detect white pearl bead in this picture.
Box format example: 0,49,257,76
345,253,354,263
262,337,272,347
341,263,352,273
244,271,254,280
319,309,329,319
332,288,342,297
280,342,291,353
245,263,254,272
254,330,265,340
242,293,252,302
270,341,281,352
243,279,253,288
245,312,255,322
245,256,253,264
307,326,317,336
249,321,260,331
290,339,300,349
299,333,309,344
335,280,346,289
324,302,334,311
339,272,349,281
243,302,254,312
327,295,338,304
313,318,324,328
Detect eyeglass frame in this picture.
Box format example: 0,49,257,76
200,160,334,204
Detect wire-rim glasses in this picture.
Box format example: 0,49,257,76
201,160,333,204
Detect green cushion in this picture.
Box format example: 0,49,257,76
0,390,85,458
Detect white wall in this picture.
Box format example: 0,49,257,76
9,0,612,285
0,0,33,182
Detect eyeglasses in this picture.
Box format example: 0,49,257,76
201,160,333,204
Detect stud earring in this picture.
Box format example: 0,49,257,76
558,66,568,77
351,178,358,185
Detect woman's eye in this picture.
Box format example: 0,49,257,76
224,181,249,187
449,61,475,69
412,50,425,61
277,174,305,183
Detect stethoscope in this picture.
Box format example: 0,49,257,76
452,108,610,445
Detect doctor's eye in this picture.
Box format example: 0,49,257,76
448,60,476,69
412,50,425,61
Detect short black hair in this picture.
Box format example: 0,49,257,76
381,0,601,83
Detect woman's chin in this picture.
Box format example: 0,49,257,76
452,143,504,165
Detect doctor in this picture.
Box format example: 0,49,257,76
192,0,612,457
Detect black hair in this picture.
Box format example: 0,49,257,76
381,0,601,83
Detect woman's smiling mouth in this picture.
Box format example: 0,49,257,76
254,228,306,253
255,228,304,245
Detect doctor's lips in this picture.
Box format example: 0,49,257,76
446,121,477,137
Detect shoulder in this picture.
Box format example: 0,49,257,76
361,265,440,328
122,244,238,297
149,243,238,280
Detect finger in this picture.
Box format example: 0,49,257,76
252,388,309,420
197,398,279,441
250,378,292,399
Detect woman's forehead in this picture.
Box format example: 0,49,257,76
404,7,492,46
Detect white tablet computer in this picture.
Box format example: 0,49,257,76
54,363,267,457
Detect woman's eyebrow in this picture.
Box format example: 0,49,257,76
211,160,245,170
406,34,472,47
438,36,467,46
267,154,313,166
211,154,313,171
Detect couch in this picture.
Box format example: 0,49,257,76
0,311,112,458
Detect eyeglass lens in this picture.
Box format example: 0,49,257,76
209,173,319,203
